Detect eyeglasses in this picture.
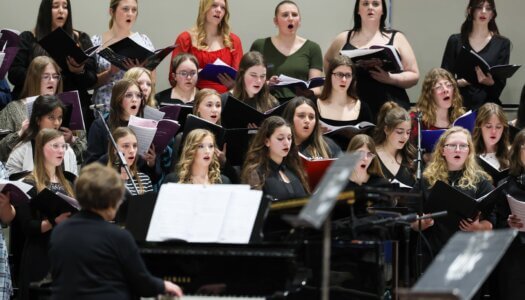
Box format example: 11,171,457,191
332,72,353,79
48,143,68,151
362,1,381,8
176,71,197,78
433,82,453,92
444,143,469,151
357,150,376,159
124,92,143,100
41,74,61,81
121,6,138,14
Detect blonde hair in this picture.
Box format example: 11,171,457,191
424,126,491,189
193,0,233,50
30,128,74,196
123,67,157,108
107,127,145,194
177,129,222,184
415,68,465,127
472,103,510,169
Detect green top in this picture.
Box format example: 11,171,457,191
250,37,323,100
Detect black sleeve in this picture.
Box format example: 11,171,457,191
441,34,460,74
324,136,343,158
117,230,165,296
84,119,108,165
487,37,511,102
7,31,35,98
163,172,179,183
68,31,98,89
476,179,496,223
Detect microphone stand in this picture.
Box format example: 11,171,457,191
415,110,424,280
93,107,139,195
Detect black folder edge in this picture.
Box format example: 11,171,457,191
30,188,79,221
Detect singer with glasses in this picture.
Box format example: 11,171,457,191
410,68,466,154
324,0,419,119
411,126,493,270
85,79,145,164
14,128,76,300
441,0,511,111
6,95,78,176
316,56,373,131
156,53,199,106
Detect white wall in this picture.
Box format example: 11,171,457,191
1,0,523,104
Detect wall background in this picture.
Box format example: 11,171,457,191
1,0,523,104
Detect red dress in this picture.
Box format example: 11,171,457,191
169,31,243,93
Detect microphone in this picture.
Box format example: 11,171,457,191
89,103,109,110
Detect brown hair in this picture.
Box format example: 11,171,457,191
347,134,384,178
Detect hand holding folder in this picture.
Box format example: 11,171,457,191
31,188,80,221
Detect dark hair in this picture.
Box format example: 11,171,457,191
34,0,75,56
509,130,525,176
170,53,199,79
460,0,499,43
109,79,144,131
274,0,299,16
241,116,310,193
75,163,125,211
472,103,509,169
352,0,390,34
319,55,358,100
233,51,278,112
282,96,331,158
517,84,525,129
19,95,65,143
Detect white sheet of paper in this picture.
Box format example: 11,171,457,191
506,194,525,232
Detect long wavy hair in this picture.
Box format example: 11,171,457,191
509,130,525,176
424,126,490,189
461,0,499,43
177,129,222,184
351,0,390,35
108,79,144,131
194,0,232,50
374,101,416,171
33,0,75,56
319,55,358,100
193,88,222,125
19,95,65,144
232,51,278,112
241,116,310,193
20,56,63,99
415,68,465,127
282,96,331,158
109,0,139,29
107,127,145,194
123,67,157,108
472,103,510,169
30,128,74,196
347,134,384,178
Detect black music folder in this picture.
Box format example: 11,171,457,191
341,45,403,73
182,114,225,146
455,46,521,83
322,121,375,151
221,95,287,129
58,90,85,130
31,188,80,221
424,180,505,230
97,35,175,71
38,27,94,70
477,155,509,184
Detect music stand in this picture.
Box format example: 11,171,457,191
284,152,362,300
401,229,517,300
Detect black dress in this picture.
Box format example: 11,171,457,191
49,210,165,299
262,160,308,201
441,34,511,110
8,30,98,130
155,88,194,106
298,136,342,159
378,158,416,188
15,181,73,300
341,30,411,119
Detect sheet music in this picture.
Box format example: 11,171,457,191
128,115,157,155
57,192,81,210
146,184,260,243
143,106,165,121
25,95,38,118
506,194,525,232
